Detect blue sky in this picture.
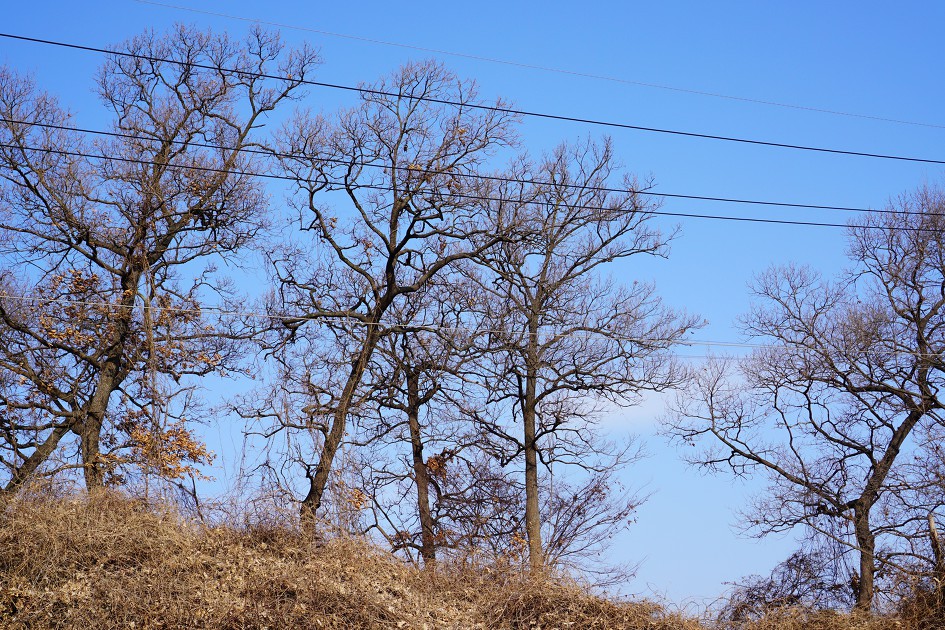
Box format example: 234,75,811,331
2,0,943,606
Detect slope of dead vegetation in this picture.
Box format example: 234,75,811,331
0,492,935,629
0,492,697,629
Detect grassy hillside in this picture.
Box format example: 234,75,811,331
0,492,933,629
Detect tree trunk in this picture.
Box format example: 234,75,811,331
853,504,875,611
79,362,123,489
523,317,543,572
300,322,383,529
76,267,142,490
300,402,347,532
929,513,945,610
80,418,105,488
848,408,922,611
406,368,436,565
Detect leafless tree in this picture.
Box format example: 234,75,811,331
413,441,644,586
666,185,945,610
469,138,699,571
269,60,518,527
350,279,484,565
717,548,853,623
876,421,945,611
0,26,318,492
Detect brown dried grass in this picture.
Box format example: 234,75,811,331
0,492,939,629
0,491,696,629
727,607,927,630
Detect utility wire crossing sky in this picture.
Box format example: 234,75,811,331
2,31,945,165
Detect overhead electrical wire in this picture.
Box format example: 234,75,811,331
1,140,940,232
1,292,942,361
0,292,748,350
3,292,941,361
133,0,945,131
0,26,939,358
0,116,897,215
1,31,944,166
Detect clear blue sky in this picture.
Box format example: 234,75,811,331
2,0,943,606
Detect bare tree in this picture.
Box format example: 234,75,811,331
0,26,317,492
540,459,646,584
409,440,645,586
717,548,853,623
469,138,699,571
875,419,945,611
666,186,945,610
351,279,483,565
270,60,517,527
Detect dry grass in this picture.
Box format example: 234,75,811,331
0,491,697,629
729,607,938,630
0,492,940,629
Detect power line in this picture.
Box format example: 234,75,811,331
0,116,887,215
134,0,945,131
1,292,942,361
2,31,944,166
0,291,734,345
2,139,939,232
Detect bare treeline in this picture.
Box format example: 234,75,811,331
0,26,691,582
667,187,945,612
2,25,945,614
